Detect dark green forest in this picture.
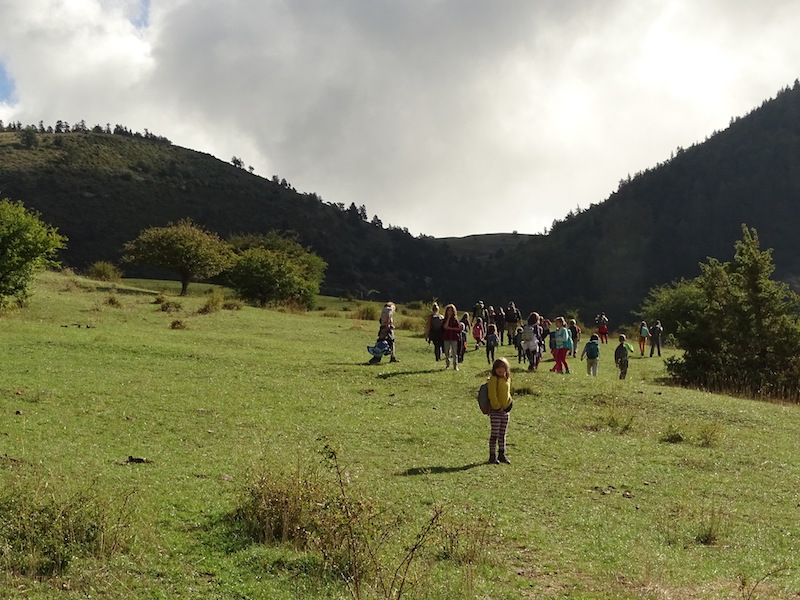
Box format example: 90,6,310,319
2,80,800,324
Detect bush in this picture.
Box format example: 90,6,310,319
222,299,243,311
160,301,182,313
0,480,133,578
235,446,443,599
198,287,224,314
642,226,800,402
85,261,122,282
352,305,377,321
0,199,67,307
105,294,122,308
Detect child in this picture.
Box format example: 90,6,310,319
458,321,467,364
521,312,542,372
614,334,632,379
369,301,398,364
472,317,485,350
486,357,513,464
513,326,525,363
442,303,461,370
597,312,609,344
485,324,499,364
569,318,581,358
638,321,650,356
580,333,601,376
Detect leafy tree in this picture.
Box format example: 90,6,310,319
0,199,67,308
122,219,234,296
19,126,39,149
641,225,800,399
226,231,326,309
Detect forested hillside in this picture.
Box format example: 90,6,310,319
2,81,800,322
0,127,464,301
480,81,800,321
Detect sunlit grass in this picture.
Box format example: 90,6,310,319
1,271,799,598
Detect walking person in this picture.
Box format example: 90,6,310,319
424,302,445,361
638,321,650,356
649,320,663,357
596,312,609,344
495,307,506,345
472,317,486,350
615,334,632,379
442,304,461,370
521,312,543,371
568,318,581,358
369,301,399,364
580,333,601,376
505,302,521,345
552,316,573,374
485,324,499,364
486,357,513,464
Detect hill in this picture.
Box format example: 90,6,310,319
481,81,800,322
3,82,800,322
0,128,459,301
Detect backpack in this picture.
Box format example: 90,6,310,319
486,333,499,348
521,324,535,342
430,314,444,332
585,341,599,359
477,382,491,414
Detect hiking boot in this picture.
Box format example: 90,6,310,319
498,454,510,464
488,455,500,465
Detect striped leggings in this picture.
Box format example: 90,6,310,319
489,410,509,456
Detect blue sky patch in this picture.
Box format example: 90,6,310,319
131,0,151,29
0,62,15,103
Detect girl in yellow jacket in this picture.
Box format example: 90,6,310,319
487,357,513,464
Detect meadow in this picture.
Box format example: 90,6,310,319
1,271,799,599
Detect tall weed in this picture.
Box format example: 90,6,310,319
0,478,134,579
236,445,444,599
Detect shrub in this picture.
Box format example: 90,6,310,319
0,480,133,578
660,425,684,444
222,299,243,311
396,316,423,333
160,301,182,313
235,445,443,599
198,287,224,314
105,294,122,308
351,305,377,321
85,261,122,282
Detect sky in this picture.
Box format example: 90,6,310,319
1,0,799,238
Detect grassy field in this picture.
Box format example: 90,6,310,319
1,271,800,599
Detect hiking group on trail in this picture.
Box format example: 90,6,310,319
369,299,664,377
368,299,664,465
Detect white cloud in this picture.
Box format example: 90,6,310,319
1,0,798,237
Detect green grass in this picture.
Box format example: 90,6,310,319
1,271,800,598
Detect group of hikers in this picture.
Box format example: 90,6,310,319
366,300,664,465
419,300,663,377
368,300,664,378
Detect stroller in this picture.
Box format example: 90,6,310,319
367,339,391,364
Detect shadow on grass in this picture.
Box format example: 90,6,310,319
398,463,484,476
376,369,443,378
92,283,159,297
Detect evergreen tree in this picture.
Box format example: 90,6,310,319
642,225,800,399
